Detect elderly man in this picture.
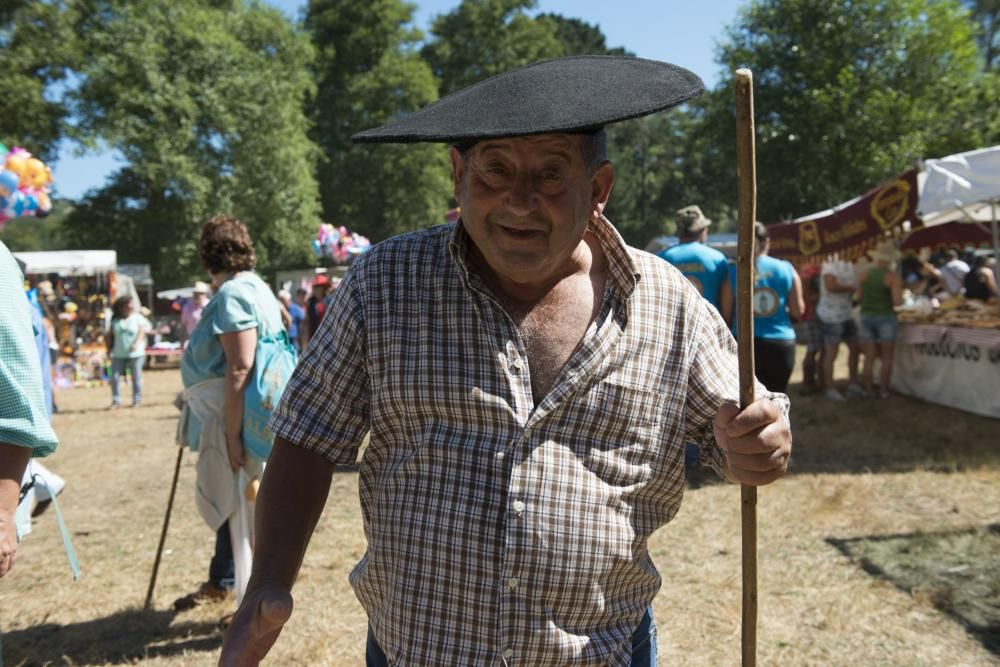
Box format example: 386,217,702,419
221,56,792,667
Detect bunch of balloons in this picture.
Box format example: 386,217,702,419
311,223,371,264
0,143,54,227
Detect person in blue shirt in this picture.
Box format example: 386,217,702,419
730,222,804,392
277,290,305,352
658,205,733,326
175,214,285,627
659,205,736,473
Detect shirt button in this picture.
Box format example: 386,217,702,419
502,648,514,659
507,577,519,589
511,356,523,370
512,500,525,513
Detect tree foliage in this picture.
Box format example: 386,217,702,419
963,0,999,69
62,0,321,286
704,0,987,223
306,0,451,242
422,0,563,96
0,0,75,161
537,13,630,57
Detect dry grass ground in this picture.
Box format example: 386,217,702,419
2,350,999,666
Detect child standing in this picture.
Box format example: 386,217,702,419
107,296,151,408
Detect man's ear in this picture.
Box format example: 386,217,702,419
449,146,465,202
590,160,615,220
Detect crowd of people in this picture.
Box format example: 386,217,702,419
656,207,997,403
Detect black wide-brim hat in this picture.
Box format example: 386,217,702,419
352,55,704,145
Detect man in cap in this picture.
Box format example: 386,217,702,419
221,56,792,666
658,205,733,326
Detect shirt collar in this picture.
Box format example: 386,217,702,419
446,216,640,299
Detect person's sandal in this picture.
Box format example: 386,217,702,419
173,581,232,611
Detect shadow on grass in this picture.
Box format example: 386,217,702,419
785,380,1000,476
3,606,221,665
828,524,1000,656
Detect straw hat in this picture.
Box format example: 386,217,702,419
675,205,712,234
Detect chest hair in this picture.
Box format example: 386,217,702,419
506,275,601,402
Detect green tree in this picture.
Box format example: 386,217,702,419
0,201,73,253
422,0,563,96
702,0,985,223
0,0,76,161
63,0,321,287
537,13,630,57
306,0,451,242
963,0,999,69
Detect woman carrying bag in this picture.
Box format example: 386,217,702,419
173,214,296,628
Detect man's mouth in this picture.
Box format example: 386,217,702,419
497,223,544,239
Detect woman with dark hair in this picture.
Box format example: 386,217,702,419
106,295,150,408
732,222,805,392
174,214,285,627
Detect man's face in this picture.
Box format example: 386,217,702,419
450,134,613,288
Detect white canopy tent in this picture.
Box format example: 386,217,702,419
13,250,118,276
917,144,1000,253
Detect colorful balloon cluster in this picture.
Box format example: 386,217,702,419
312,223,371,264
0,143,54,227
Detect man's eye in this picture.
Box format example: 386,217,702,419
485,163,508,175
539,170,561,181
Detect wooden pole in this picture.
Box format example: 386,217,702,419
735,68,758,667
145,445,184,610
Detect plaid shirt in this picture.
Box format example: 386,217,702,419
270,217,789,666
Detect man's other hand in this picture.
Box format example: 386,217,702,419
713,398,791,486
219,583,293,666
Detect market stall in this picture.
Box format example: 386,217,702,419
14,249,118,387
893,304,1000,419
893,145,1000,418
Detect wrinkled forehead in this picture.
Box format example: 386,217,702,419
463,133,584,160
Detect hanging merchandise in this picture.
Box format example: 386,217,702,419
313,223,372,264
0,144,55,228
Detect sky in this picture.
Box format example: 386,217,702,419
50,0,748,200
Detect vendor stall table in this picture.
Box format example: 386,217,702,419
892,323,1000,419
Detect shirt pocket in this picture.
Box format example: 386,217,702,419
573,380,667,488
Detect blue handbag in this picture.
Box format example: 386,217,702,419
243,311,298,461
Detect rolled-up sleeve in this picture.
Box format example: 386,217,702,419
268,264,370,465
0,245,59,457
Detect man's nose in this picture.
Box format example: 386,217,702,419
504,171,537,215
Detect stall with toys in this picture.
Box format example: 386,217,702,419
271,222,373,295
14,250,119,389
311,223,371,265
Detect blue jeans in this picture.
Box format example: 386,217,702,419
859,315,898,342
365,607,657,666
110,356,144,405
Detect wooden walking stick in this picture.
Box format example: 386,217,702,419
734,68,758,667
145,445,184,610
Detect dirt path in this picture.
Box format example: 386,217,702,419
2,367,997,666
